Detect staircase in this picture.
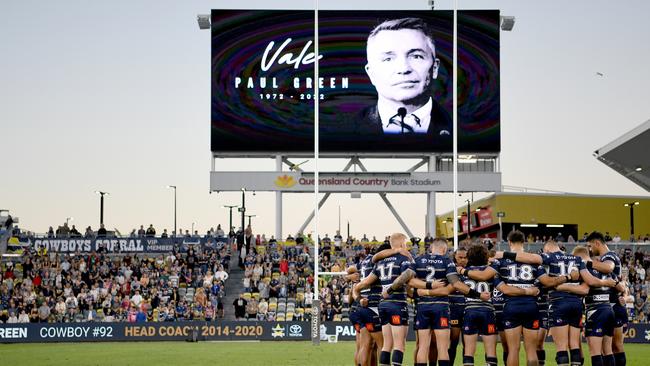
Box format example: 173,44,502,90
222,250,245,320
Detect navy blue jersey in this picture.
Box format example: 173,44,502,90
413,253,457,304
358,256,382,307
461,265,495,311
495,258,544,305
541,251,586,301
584,263,615,309
600,251,622,304
491,286,506,312
449,289,466,306
372,254,414,304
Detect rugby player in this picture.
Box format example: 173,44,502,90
346,245,385,366
449,248,468,365
587,232,628,366
459,244,500,366
353,233,414,366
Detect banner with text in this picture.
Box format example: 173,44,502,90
0,321,309,343
29,237,229,254
211,171,501,193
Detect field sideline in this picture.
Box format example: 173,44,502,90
0,341,648,365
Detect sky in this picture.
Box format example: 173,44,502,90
1,0,649,239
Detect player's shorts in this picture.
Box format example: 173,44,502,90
349,308,362,330
495,310,505,332
463,308,497,336
612,303,629,328
378,301,409,326
449,304,465,328
357,307,382,333
585,304,615,337
415,303,450,330
549,298,584,328
502,301,540,330
538,304,549,329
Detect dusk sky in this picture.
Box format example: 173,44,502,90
2,0,649,239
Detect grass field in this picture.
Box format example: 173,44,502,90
0,341,648,365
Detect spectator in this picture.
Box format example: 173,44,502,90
97,224,107,238
146,224,156,237
233,294,247,320
246,297,258,319
257,298,268,320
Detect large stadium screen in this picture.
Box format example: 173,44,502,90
211,10,500,154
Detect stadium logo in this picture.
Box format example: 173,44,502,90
275,175,296,188
289,324,303,337
271,324,285,338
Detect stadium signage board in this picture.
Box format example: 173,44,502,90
210,171,501,193
28,237,227,253
211,10,501,154
0,322,310,343
2,322,650,343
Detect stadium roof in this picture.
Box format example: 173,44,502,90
594,118,650,192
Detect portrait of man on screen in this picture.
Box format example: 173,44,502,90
357,17,452,141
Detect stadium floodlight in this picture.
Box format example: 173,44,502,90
500,16,516,31
65,217,73,225
521,224,538,227
223,205,239,234
636,166,643,172
166,185,177,236
245,214,258,226
94,191,109,225
197,14,210,30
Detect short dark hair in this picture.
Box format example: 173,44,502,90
507,230,525,244
377,243,391,252
586,231,605,243
466,244,488,267
368,17,436,54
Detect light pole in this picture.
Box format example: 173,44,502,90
66,217,73,225
223,205,238,233
94,191,109,225
166,185,177,236
239,188,246,241
624,201,640,240
245,214,257,227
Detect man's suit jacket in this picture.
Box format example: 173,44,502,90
352,100,453,150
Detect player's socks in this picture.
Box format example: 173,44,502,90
570,348,581,366
556,350,569,366
391,350,403,366
591,355,604,366
379,351,391,366
614,352,626,366
604,354,616,366
437,360,450,366
449,339,459,365
414,363,427,366
462,355,474,366
486,356,498,366
503,351,508,365
537,349,546,366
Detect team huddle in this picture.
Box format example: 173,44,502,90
347,231,628,366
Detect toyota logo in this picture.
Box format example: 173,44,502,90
290,325,302,334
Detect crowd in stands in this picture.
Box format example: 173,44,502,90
3,223,650,324
232,231,315,321
0,241,232,324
